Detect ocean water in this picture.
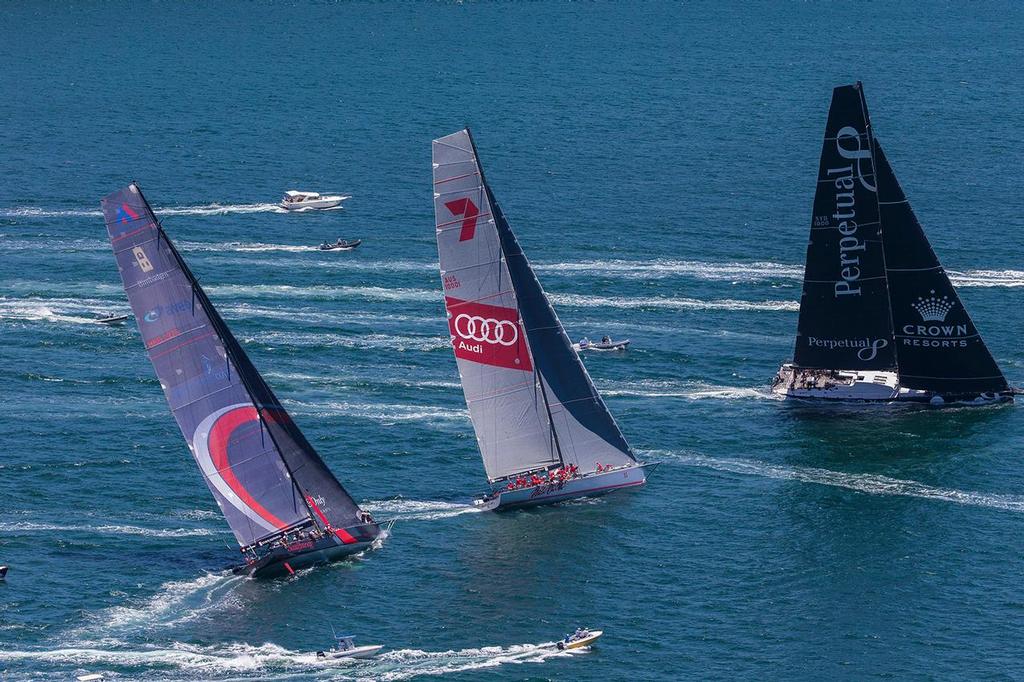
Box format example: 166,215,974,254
2,2,1024,680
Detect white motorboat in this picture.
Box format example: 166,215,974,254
315,634,383,660
280,190,348,211
95,312,129,325
573,337,630,352
556,628,603,650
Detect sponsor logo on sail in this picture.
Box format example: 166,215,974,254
143,299,191,323
132,246,154,273
445,296,533,372
454,314,519,346
806,336,889,362
444,197,480,241
823,125,877,298
900,290,967,347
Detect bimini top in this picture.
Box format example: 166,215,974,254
283,190,322,200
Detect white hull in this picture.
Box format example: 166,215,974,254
557,630,603,650
771,363,1011,404
574,340,630,352
317,644,383,659
280,198,343,211
476,463,651,511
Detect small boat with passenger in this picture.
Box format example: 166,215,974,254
95,312,129,325
318,238,362,251
556,627,602,650
573,336,630,352
280,190,348,211
315,632,384,660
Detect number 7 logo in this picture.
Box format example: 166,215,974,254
444,197,479,242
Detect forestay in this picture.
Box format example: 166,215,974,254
794,82,896,371
101,184,366,548
875,143,1009,395
432,129,635,482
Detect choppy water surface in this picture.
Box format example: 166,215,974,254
2,2,1024,680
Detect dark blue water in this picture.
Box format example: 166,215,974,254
3,2,1024,679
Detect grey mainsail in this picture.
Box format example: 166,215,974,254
432,129,636,482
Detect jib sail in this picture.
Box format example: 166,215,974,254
793,82,896,370
875,143,1009,395
100,184,371,548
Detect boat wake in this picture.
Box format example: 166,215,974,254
536,258,803,281
550,292,798,312
0,202,288,219
72,572,245,638
654,451,1024,513
0,638,576,681
362,499,485,522
601,380,779,401
284,399,468,425
0,520,216,538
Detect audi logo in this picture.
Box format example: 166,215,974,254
454,314,519,346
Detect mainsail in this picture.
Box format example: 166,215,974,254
875,143,1009,395
432,129,636,482
101,184,369,549
793,82,896,371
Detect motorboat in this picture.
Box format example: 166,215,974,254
315,633,383,660
95,312,129,325
556,628,603,650
573,336,630,352
0,565,7,579
280,190,348,211
317,239,362,251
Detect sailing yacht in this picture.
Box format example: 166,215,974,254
774,82,1014,405
432,129,654,511
100,183,382,578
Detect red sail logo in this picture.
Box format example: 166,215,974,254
445,297,532,371
444,197,479,241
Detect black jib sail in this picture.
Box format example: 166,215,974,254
875,143,1009,396
793,82,896,370
100,183,374,550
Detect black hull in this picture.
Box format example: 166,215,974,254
233,524,380,579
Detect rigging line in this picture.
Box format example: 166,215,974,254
134,183,324,535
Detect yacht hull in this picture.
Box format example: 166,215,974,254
477,463,653,511
772,364,1013,404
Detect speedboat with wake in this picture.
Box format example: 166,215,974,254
574,336,630,352
432,128,655,511
100,183,383,578
318,238,361,251
280,190,348,211
315,632,383,660
556,627,602,650
95,312,129,325
773,82,1014,405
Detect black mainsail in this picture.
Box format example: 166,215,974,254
875,143,1010,396
793,82,896,371
100,183,378,570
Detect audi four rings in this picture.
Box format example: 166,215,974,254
454,313,519,346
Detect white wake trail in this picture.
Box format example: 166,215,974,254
656,451,1024,512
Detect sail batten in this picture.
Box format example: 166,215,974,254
101,183,369,548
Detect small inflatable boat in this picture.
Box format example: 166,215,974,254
573,337,629,352
317,239,362,251
556,628,603,650
95,313,129,326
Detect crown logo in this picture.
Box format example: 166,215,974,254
912,290,955,322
